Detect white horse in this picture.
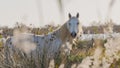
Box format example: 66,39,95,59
5,13,83,67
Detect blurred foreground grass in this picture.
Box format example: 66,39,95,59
0,23,120,68
0,38,120,68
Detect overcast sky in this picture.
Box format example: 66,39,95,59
0,0,120,27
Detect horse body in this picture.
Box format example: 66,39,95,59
5,13,83,68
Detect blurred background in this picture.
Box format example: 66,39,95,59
0,0,120,27
1,0,120,68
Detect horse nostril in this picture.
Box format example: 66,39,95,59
74,33,76,37
71,32,77,38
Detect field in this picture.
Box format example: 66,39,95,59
0,22,120,68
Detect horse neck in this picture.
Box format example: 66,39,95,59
57,22,72,43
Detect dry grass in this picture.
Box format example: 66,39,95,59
0,22,120,68
0,36,120,68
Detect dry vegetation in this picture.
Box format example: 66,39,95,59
0,21,120,68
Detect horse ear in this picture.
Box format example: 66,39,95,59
76,13,79,18
68,13,71,18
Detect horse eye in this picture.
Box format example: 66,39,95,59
69,23,71,25
77,22,79,25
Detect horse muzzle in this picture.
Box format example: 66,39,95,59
71,32,77,38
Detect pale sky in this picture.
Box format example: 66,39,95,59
0,0,120,27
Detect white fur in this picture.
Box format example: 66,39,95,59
5,13,83,67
